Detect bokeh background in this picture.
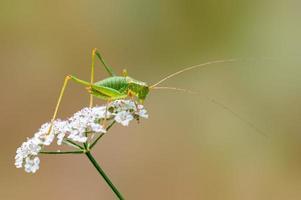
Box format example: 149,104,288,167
1,0,301,199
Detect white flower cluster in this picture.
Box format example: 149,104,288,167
15,100,148,173
109,100,148,126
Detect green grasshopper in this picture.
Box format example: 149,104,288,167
48,48,261,135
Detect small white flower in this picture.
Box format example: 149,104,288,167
136,105,149,119
15,150,24,168
54,120,70,145
67,130,87,143
109,100,136,112
24,157,40,173
114,111,134,126
91,106,110,119
34,123,54,146
57,132,65,145
90,123,106,133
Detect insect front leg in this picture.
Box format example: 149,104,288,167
127,91,140,123
89,85,127,127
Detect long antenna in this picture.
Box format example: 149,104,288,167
152,86,198,94
152,86,267,137
150,58,238,88
209,98,267,137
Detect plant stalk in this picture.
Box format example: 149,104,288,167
90,121,116,149
85,151,124,200
40,150,83,154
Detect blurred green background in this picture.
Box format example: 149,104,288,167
1,0,301,199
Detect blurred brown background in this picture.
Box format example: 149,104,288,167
1,0,301,199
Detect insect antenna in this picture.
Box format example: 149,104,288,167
151,86,199,94
152,86,267,137
150,58,238,88
208,98,267,137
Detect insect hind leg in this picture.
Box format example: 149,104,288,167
94,48,116,77
47,75,91,135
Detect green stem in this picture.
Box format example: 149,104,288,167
40,150,83,154
89,133,105,149
63,139,84,150
85,151,124,200
90,121,116,149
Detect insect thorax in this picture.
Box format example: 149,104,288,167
126,77,149,101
